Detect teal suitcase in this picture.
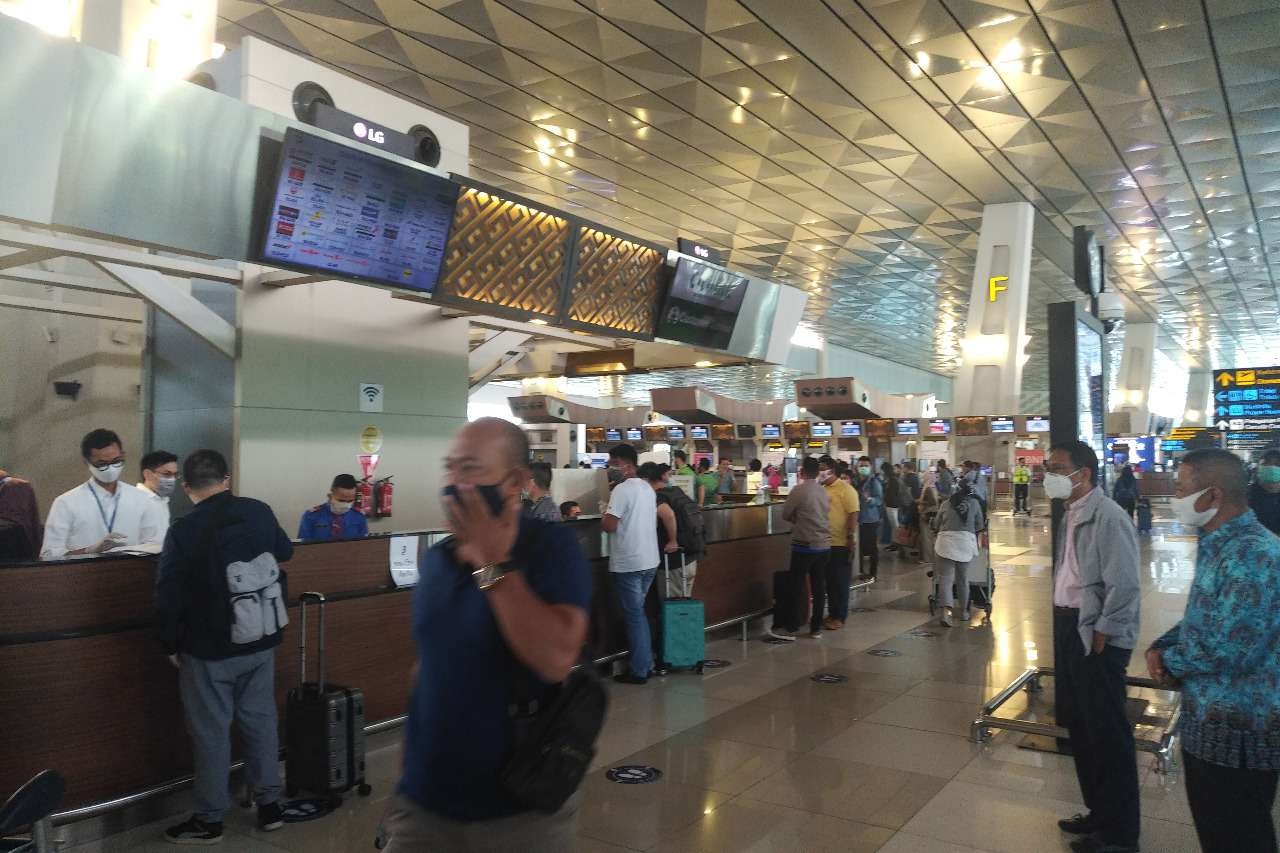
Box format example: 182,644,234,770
659,552,705,673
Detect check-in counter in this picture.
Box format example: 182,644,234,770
0,501,791,812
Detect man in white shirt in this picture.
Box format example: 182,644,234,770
136,450,179,531
40,429,167,559
600,443,659,685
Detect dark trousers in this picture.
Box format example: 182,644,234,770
1184,749,1278,853
859,522,879,577
1013,483,1029,512
1117,497,1136,521
784,550,829,633
825,546,852,621
1053,608,1140,847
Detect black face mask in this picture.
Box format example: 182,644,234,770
442,483,507,517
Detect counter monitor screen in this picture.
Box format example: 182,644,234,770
654,258,750,350
990,416,1015,434
689,425,710,440
865,418,894,438
1025,416,1051,433
954,416,989,437
760,423,781,439
839,421,862,437
710,423,735,441
667,426,686,441
928,419,951,436
810,421,833,437
783,420,810,441
625,427,643,441
735,424,757,439
895,419,920,436
604,428,622,442
259,128,460,292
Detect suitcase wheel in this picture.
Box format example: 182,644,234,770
695,662,704,675
358,783,372,797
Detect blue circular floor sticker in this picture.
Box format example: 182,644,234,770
280,798,335,823
811,673,849,684
908,629,940,639
606,765,662,784
866,649,901,657
703,659,731,669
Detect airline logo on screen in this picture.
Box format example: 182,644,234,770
352,121,386,145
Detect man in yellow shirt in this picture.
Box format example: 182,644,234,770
818,455,860,630
1012,457,1031,515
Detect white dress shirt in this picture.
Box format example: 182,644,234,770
1053,488,1093,608
40,479,167,559
135,481,172,531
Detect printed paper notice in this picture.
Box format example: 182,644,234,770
389,536,420,588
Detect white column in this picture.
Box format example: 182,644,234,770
1182,371,1212,427
952,203,1034,416
1111,323,1157,434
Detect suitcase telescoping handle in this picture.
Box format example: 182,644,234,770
664,549,689,598
298,591,326,694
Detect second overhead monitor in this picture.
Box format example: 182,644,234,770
654,258,750,350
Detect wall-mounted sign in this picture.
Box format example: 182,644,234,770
759,423,781,439
389,535,420,588
676,237,724,265
839,421,862,437
1161,426,1218,453
1212,365,1280,430
358,382,384,413
988,276,1008,303
310,102,420,160
359,425,384,454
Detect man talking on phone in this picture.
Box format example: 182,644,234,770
383,418,592,852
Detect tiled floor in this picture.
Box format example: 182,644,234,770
56,506,1280,851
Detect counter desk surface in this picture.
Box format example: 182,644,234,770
0,501,792,812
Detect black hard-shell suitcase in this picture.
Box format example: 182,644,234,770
285,592,371,801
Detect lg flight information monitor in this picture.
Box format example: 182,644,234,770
655,258,749,349
839,421,862,437
260,128,460,293
604,428,622,442
810,421,833,437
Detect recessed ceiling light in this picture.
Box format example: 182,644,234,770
695,360,716,368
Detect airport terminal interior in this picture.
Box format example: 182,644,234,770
1,1,1279,851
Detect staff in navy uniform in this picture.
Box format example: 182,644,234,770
297,474,370,541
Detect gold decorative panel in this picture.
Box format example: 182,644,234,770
565,227,664,339
435,188,569,319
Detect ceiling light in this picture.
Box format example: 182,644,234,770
694,360,716,368
528,318,548,325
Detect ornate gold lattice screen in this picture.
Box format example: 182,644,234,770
564,227,665,340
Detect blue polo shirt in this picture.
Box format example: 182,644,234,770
398,518,592,821
296,504,369,541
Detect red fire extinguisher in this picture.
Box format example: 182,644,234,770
355,477,374,517
374,476,394,519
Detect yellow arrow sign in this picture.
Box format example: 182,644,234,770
1217,372,1233,387
1236,369,1255,385
988,275,1008,302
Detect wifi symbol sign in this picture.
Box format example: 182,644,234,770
359,383,384,413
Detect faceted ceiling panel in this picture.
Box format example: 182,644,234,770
219,0,1280,402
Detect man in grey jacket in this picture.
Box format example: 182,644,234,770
1045,441,1141,853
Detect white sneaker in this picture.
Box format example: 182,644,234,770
960,609,971,621
767,626,796,642
940,611,953,627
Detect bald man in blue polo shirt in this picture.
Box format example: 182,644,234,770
297,474,369,541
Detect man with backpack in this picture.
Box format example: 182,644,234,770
655,467,707,597
156,450,294,845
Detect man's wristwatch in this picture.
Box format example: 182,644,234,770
471,561,510,591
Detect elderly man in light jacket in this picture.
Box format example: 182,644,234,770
1044,440,1142,853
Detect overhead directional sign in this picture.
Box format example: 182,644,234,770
1160,427,1219,453
1225,430,1280,455
1213,366,1280,431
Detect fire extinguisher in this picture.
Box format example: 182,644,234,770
374,476,394,519
355,477,374,517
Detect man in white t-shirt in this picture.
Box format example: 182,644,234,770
41,428,167,559
601,443,659,685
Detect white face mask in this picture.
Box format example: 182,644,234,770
1043,470,1077,500
1170,487,1218,528
90,462,125,484
818,469,834,484
330,500,354,515
155,476,177,498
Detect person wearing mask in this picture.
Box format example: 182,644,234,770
1012,458,1032,515
694,457,719,507
716,458,735,499
0,468,41,560
1111,465,1139,522
639,462,682,559
601,444,660,685
524,462,561,523
935,459,955,498
559,501,581,521
1145,449,1279,853
917,471,940,566
964,461,989,509
383,419,591,851
157,450,294,844
818,455,859,632
671,449,695,478
1045,441,1142,853
41,429,166,559
854,457,883,579
296,474,370,542
765,464,783,491
931,480,985,627
137,450,179,531
1247,449,1280,534
882,462,904,551
770,457,830,641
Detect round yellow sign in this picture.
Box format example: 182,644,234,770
360,426,384,454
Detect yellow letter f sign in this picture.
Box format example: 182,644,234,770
988,275,1008,303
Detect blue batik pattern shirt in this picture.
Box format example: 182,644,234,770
1151,510,1280,770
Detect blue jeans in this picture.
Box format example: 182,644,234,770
613,568,657,678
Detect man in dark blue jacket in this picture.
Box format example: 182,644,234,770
156,449,294,845
297,473,370,541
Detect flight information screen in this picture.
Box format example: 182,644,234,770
260,128,459,292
